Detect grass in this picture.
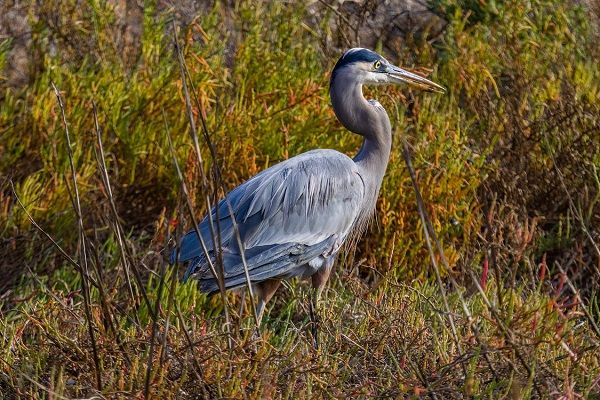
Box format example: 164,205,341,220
1,0,599,398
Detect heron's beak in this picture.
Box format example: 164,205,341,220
385,64,445,93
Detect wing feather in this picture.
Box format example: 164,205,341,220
173,149,364,290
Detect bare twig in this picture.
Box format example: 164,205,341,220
92,102,137,306
144,220,169,398
92,101,154,323
171,24,234,345
10,180,79,272
163,110,231,345
178,38,261,331
24,265,82,323
555,262,600,341
400,136,466,377
51,82,102,390
0,358,105,400
174,300,211,396
402,137,539,390
87,234,133,366
544,134,600,278
161,210,181,367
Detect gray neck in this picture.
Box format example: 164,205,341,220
330,73,392,195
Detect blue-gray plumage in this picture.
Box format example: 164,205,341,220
173,48,444,326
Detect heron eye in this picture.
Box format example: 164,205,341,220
373,61,381,70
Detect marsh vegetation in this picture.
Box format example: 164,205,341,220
1,0,599,398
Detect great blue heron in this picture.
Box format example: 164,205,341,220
173,48,444,333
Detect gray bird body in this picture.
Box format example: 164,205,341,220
177,148,367,292
173,48,443,326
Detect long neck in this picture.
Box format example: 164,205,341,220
330,75,392,194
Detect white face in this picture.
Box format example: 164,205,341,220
359,60,392,85
352,60,392,86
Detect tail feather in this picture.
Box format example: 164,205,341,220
196,236,335,293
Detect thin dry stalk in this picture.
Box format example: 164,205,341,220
0,358,103,400
172,24,233,344
180,46,261,330
92,103,137,305
465,269,542,399
174,300,211,396
87,232,114,326
164,110,233,367
9,180,80,272
555,262,600,341
161,210,182,367
545,134,600,278
144,220,170,398
87,235,133,366
92,101,154,323
400,136,466,377
402,136,538,391
51,82,102,390
403,143,503,379
316,0,357,47
162,110,220,303
24,265,82,323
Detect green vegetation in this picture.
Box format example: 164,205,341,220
1,0,599,398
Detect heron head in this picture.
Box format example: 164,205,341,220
331,48,445,93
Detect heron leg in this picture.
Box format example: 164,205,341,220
310,258,334,350
254,279,281,327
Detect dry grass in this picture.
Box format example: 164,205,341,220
1,0,599,398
